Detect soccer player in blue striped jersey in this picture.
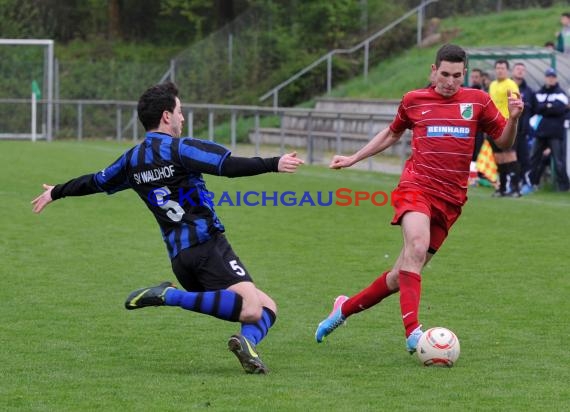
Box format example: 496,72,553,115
32,82,304,374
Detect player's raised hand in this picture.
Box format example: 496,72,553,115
507,89,524,120
330,155,356,169
278,151,304,173
31,184,54,213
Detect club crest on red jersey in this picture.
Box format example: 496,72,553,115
460,103,473,120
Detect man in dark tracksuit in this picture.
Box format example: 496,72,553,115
529,68,570,191
511,62,535,194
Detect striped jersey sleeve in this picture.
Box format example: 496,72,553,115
94,153,131,194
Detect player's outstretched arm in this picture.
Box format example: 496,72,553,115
220,152,303,177
330,154,357,169
330,127,402,169
31,184,55,214
277,151,304,173
31,172,117,214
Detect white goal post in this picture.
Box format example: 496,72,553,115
0,39,54,141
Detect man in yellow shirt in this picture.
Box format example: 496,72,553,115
489,59,522,196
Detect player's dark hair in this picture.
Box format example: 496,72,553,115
435,44,467,68
137,82,179,131
494,59,509,69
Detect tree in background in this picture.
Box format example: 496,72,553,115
0,0,251,44
295,1,362,51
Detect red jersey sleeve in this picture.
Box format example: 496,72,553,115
390,94,413,134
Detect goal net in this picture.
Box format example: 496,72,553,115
0,39,54,141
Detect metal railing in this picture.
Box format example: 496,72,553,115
0,98,408,172
259,0,438,108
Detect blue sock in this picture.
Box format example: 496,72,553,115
164,289,242,322
240,307,276,345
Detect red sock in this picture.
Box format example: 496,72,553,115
342,272,397,317
399,270,422,337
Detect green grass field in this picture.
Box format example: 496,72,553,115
1,140,569,411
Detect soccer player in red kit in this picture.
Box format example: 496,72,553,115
315,44,524,353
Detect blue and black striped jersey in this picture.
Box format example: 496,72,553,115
51,132,280,259
93,132,230,259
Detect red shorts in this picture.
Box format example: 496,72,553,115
390,187,462,253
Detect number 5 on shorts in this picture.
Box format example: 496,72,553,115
229,259,246,276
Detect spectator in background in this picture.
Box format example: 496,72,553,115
511,62,535,194
469,68,484,90
556,12,570,54
489,59,522,197
473,70,494,185
529,68,570,191
544,41,556,50
470,68,486,165
481,71,491,92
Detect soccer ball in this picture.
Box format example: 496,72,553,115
416,327,460,367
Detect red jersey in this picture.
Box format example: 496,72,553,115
390,86,506,206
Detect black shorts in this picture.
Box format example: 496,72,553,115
171,232,253,291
